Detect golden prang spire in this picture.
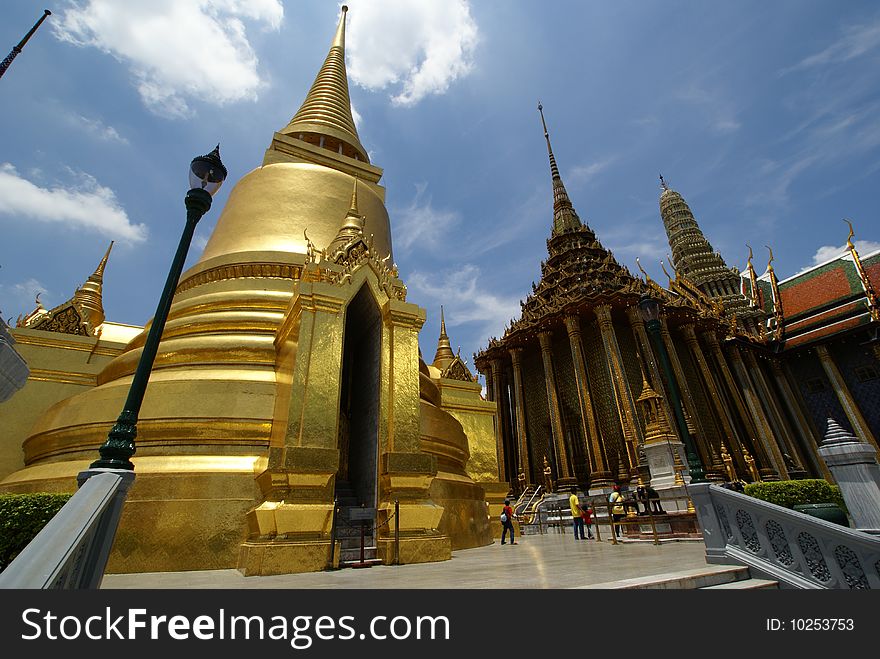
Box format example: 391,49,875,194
538,102,583,236
432,305,456,371
73,240,113,328
279,5,369,163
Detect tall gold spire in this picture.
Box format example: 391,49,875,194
73,240,113,328
538,102,583,236
432,306,456,371
279,6,368,163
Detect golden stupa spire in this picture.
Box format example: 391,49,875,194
73,240,113,328
537,101,583,236
432,305,456,371
278,5,368,163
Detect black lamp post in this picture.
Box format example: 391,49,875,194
637,292,705,483
0,10,51,80
91,146,227,471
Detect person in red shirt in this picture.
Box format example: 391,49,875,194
581,504,594,539
500,499,517,545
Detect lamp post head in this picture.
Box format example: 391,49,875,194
638,292,661,324
189,144,227,196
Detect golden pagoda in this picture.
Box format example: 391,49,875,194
0,6,498,575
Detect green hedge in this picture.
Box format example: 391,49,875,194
744,479,847,512
0,493,73,571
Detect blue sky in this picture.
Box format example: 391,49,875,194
1,1,879,384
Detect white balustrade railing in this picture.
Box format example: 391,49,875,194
690,482,880,589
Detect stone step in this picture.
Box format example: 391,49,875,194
339,557,383,569
701,578,779,590
579,565,751,589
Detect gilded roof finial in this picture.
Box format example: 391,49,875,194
636,257,653,285
537,101,560,180
843,218,880,321
660,259,673,285
844,218,856,250
35,292,44,309
765,245,775,273
745,244,761,308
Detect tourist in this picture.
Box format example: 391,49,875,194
500,499,517,545
582,504,594,539
569,487,586,539
609,485,626,538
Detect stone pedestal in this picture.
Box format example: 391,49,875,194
644,440,688,489
818,418,880,533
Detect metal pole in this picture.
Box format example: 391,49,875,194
91,188,213,470
327,497,339,570
393,499,400,566
645,319,705,482
0,10,51,80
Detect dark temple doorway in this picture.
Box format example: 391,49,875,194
336,284,381,510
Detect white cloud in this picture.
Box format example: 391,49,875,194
782,19,880,74
407,264,520,341
812,240,880,265
0,278,49,321
345,0,479,106
392,183,461,253
67,113,128,144
0,163,146,243
568,158,614,187
53,1,283,117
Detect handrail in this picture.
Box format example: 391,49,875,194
690,482,880,589
0,470,134,589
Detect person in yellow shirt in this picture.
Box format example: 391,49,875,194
569,488,586,540
609,485,625,538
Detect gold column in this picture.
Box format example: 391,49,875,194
509,347,531,481
743,349,807,475
770,359,833,481
563,314,611,488
627,307,681,443
703,332,778,480
815,344,880,451
680,324,733,479
658,318,710,471
728,344,787,479
538,330,572,481
489,358,507,482
595,305,643,478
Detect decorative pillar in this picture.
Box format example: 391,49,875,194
743,349,808,478
703,332,778,481
595,305,643,480
771,359,833,481
657,318,706,479
489,358,507,482
563,314,612,490
509,347,531,483
538,330,572,483
815,344,880,452
678,324,727,480
727,344,786,479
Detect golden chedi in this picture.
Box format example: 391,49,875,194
1,6,496,575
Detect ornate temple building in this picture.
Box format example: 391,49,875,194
1,6,878,574
0,7,501,575
473,106,880,498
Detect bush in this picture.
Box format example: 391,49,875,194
744,479,847,513
0,492,73,571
